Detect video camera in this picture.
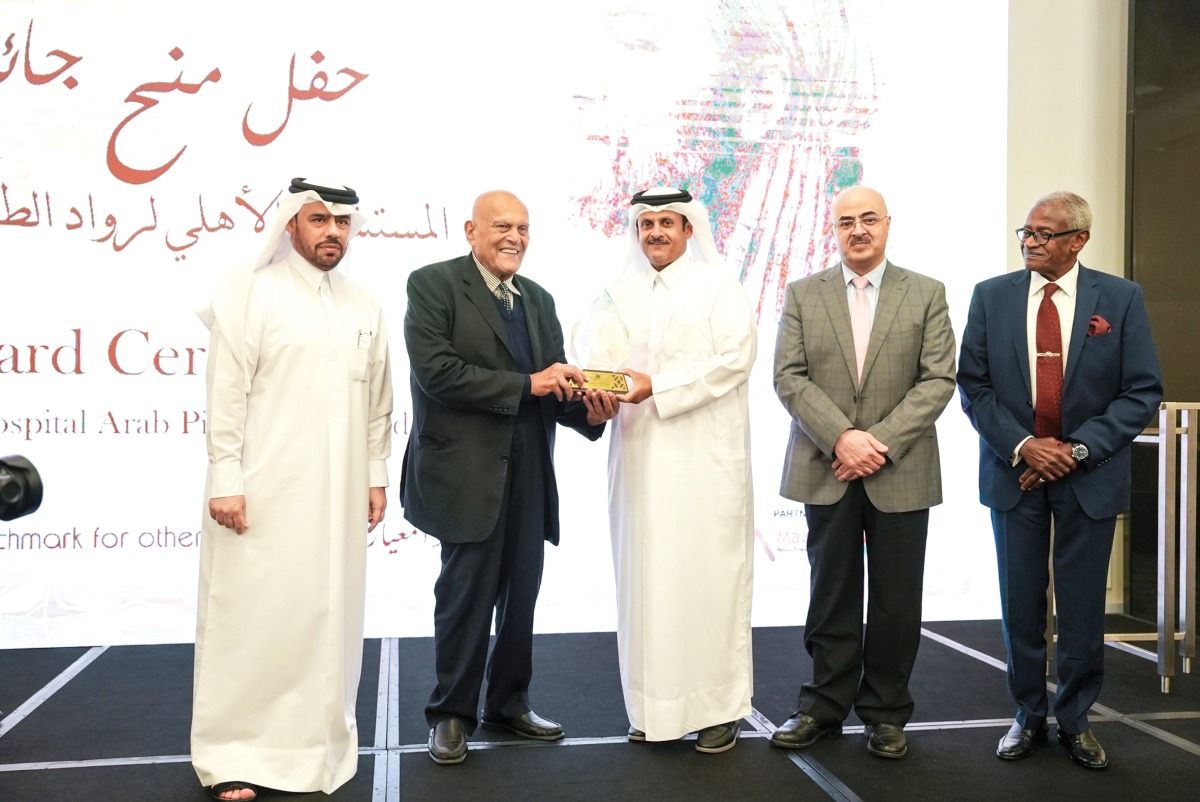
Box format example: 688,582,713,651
0,455,43,520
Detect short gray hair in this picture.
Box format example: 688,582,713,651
1034,191,1092,230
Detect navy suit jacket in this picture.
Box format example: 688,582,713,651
957,264,1162,519
399,254,602,544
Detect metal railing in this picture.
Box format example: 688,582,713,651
1119,403,1198,691
1047,402,1198,692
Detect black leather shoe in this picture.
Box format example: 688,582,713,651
428,717,467,765
864,722,908,759
627,726,646,741
1057,728,1107,769
695,720,741,753
996,720,1047,760
770,714,842,750
480,710,565,741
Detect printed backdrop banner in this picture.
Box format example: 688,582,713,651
1,0,1008,647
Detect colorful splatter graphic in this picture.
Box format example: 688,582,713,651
572,0,879,321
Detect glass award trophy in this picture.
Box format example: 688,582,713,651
570,290,630,393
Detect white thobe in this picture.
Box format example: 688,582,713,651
192,251,392,793
606,254,756,741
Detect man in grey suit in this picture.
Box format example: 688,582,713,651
771,186,956,759
400,190,618,765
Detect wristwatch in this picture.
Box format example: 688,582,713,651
1070,442,1089,463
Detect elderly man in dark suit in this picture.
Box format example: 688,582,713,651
958,190,1162,770
771,186,957,760
400,190,617,765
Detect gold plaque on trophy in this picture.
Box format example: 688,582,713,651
568,370,629,393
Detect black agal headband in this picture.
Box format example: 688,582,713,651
289,177,359,205
630,188,693,206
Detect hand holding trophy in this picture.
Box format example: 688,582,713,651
570,289,631,394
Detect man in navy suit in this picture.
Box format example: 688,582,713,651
958,191,1162,770
400,190,618,765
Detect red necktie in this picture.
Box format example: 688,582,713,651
1034,282,1063,438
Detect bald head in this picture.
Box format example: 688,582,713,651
832,186,890,275
834,186,887,216
471,190,525,221
466,190,530,280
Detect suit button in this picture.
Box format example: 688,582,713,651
501,456,509,462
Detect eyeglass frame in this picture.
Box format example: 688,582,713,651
835,213,889,232
1014,227,1084,245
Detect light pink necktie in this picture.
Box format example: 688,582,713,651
851,276,871,383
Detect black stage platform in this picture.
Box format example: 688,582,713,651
2,619,1198,801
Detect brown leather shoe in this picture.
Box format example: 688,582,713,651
864,722,908,759
428,717,467,765
996,720,1048,760
770,714,842,750
1057,728,1107,769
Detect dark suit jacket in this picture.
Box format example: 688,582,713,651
773,262,957,513
399,254,602,544
957,264,1163,519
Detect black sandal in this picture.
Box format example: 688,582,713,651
211,781,257,801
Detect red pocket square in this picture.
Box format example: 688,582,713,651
1087,315,1112,336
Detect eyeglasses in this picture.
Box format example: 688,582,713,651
836,214,887,231
1014,227,1083,245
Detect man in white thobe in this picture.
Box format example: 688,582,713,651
192,178,392,801
603,187,756,753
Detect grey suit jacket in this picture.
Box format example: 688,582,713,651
773,261,956,512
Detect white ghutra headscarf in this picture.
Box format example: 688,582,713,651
198,177,366,330
626,186,722,269
196,177,367,392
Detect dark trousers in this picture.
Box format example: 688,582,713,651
992,481,1115,734
798,480,929,726
425,415,548,732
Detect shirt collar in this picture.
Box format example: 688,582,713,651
472,253,521,296
1028,261,1079,298
287,250,335,290
645,252,692,289
841,258,887,288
